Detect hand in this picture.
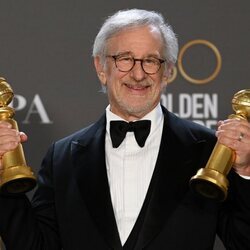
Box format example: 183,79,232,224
0,121,28,172
216,118,250,176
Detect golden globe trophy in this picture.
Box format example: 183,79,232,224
0,77,36,194
190,89,250,201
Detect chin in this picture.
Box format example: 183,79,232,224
123,103,152,117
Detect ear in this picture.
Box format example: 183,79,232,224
162,63,174,87
94,56,107,85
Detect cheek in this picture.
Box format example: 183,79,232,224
106,70,129,91
151,75,165,90
105,62,124,81
105,72,124,96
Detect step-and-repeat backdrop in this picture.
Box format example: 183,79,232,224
0,1,249,249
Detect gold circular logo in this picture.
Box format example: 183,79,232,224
178,39,222,84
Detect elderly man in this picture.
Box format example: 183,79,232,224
0,9,250,250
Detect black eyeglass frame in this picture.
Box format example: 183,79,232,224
107,55,166,75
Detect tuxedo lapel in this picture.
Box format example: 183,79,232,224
71,115,122,250
135,108,209,249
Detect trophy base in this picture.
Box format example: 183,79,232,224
189,168,229,201
0,165,36,194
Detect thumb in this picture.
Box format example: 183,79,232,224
19,132,28,143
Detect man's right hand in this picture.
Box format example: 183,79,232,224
0,121,28,171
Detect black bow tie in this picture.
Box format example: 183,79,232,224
110,120,151,148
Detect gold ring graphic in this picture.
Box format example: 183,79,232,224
178,39,222,84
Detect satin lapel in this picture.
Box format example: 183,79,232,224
71,117,122,250
135,110,208,249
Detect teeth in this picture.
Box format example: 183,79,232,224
127,84,147,89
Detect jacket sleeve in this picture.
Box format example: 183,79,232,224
217,170,250,250
0,143,61,250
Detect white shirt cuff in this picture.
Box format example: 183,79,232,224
239,174,250,180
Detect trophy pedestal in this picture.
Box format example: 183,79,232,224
190,168,229,201
0,165,36,194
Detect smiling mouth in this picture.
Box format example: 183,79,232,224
125,84,150,90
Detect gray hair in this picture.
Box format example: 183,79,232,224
92,9,178,65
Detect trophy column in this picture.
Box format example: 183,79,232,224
0,77,36,194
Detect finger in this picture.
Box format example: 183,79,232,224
217,122,250,167
19,132,28,143
0,129,20,143
0,130,21,157
220,119,249,131
0,121,12,129
0,155,3,171
0,122,25,140
217,120,224,130
217,120,250,141
0,141,19,155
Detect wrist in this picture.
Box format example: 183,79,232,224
234,165,250,177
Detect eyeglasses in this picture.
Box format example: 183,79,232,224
107,54,166,74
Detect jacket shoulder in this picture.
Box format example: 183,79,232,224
162,106,216,144
54,113,106,148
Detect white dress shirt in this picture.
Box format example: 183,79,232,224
105,103,164,245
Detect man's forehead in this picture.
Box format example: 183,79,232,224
110,24,161,39
105,25,164,55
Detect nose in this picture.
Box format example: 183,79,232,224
129,60,146,81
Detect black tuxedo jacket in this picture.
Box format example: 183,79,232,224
0,107,250,250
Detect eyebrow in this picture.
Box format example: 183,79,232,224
114,51,132,56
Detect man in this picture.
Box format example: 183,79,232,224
0,9,250,250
